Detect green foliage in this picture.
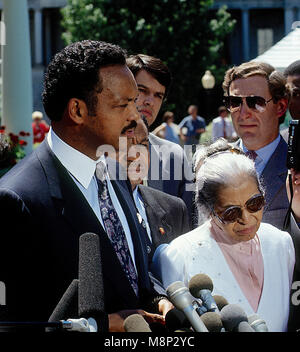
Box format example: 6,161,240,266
61,0,236,121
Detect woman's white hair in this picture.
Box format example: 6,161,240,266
193,139,264,225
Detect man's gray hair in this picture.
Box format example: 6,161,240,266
193,139,265,225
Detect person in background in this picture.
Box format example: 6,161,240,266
152,139,295,332
223,61,289,230
32,110,50,145
211,106,236,142
179,104,206,146
126,54,194,225
119,116,190,263
152,111,180,144
281,60,300,142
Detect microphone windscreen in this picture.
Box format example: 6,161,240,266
248,314,268,332
213,295,229,311
201,312,223,332
165,308,191,332
124,314,152,332
188,274,213,298
78,233,105,318
48,279,79,322
220,304,248,332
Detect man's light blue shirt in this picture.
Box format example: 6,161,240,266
241,134,281,177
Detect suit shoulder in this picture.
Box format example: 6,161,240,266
139,185,187,207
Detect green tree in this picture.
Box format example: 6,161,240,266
61,0,235,123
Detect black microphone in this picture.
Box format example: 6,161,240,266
220,304,255,332
48,279,79,323
188,274,219,313
200,312,223,332
123,314,152,332
248,314,268,332
165,308,192,332
166,281,208,332
213,295,229,311
79,232,107,332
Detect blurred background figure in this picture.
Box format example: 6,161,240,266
211,106,237,142
152,111,180,145
281,60,300,142
32,110,49,145
179,104,206,146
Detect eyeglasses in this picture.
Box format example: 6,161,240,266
223,95,273,113
213,194,265,224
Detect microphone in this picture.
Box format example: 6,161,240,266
188,274,219,313
220,304,255,332
213,295,229,311
48,279,79,323
165,308,191,332
200,312,223,332
166,281,208,332
248,314,268,332
79,232,107,332
123,314,152,332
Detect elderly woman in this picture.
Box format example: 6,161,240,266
151,139,295,332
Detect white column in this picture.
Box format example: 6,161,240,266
242,9,250,62
34,8,43,66
285,7,295,35
1,0,33,154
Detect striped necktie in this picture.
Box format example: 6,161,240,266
245,150,257,161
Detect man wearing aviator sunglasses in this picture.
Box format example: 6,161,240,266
222,61,290,231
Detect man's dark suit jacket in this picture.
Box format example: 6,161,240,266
138,185,190,252
0,141,157,325
236,136,289,230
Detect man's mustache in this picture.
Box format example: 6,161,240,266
121,120,137,134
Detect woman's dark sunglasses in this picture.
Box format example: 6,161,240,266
213,194,265,224
223,95,273,113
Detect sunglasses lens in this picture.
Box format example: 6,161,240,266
224,96,242,110
246,195,265,212
221,207,242,223
246,96,266,112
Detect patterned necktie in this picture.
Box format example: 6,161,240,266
96,162,139,296
246,150,257,161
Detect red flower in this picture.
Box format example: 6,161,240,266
19,131,26,136
19,140,27,146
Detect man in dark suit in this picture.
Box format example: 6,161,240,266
222,61,289,230
118,117,190,264
0,40,170,331
126,54,195,227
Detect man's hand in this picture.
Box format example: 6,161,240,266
286,168,300,222
108,309,165,332
157,298,174,316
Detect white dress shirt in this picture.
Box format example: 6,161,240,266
47,128,137,270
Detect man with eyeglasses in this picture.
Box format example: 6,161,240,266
222,61,289,230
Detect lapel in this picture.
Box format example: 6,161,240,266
260,137,288,208
35,142,140,305
137,185,173,247
234,138,288,210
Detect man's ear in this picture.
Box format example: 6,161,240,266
67,98,88,124
276,98,288,119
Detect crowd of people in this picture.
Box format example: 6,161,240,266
0,39,300,333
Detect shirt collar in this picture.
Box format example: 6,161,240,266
241,134,281,163
47,127,103,189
